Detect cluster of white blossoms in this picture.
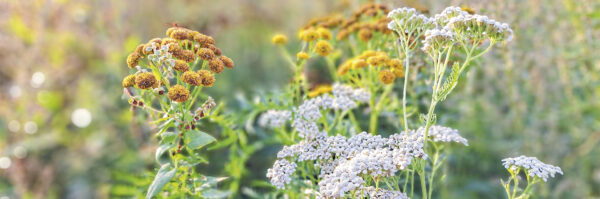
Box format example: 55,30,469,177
388,6,513,53
258,110,292,129
446,14,513,42
353,186,409,199
268,131,425,198
421,28,454,53
266,159,297,189
417,125,469,146
145,42,176,69
291,84,369,139
387,7,435,35
318,148,414,198
433,6,469,27
502,156,563,182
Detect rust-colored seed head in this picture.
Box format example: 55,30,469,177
197,48,215,61
150,38,162,45
182,71,202,86
197,70,215,87
168,85,190,102
379,70,395,84
337,63,350,76
314,40,332,56
176,50,196,63
122,74,136,87
387,58,403,69
135,72,157,89
336,29,350,40
166,27,178,37
219,56,234,69
316,28,332,40
170,29,189,40
208,58,225,73
135,44,145,56
204,44,222,56
126,52,142,68
301,29,319,42
358,28,373,42
188,31,200,39
167,43,183,56
161,38,177,46
193,34,215,45
367,56,380,66
173,60,190,72
352,59,367,69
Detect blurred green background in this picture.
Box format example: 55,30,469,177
0,0,598,198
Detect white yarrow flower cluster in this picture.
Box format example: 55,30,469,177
354,186,409,199
268,131,425,198
433,6,469,27
266,159,297,189
387,7,435,35
291,84,369,139
502,156,563,182
258,110,292,128
446,13,513,42
417,125,468,146
421,28,454,53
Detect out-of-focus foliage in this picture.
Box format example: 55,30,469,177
0,0,598,198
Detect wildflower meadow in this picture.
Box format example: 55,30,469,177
0,0,598,198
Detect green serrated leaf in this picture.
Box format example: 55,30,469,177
146,164,176,199
155,143,175,165
185,130,216,150
160,132,177,144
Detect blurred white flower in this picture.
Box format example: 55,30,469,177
24,121,37,134
0,157,11,169
9,85,22,99
31,72,45,88
258,110,291,129
13,146,27,159
8,120,20,132
71,108,92,128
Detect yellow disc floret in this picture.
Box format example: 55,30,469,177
122,75,136,87
379,70,395,84
182,71,202,86
297,52,310,60
314,40,333,56
208,58,225,73
272,34,288,45
197,70,215,87
126,52,142,69
173,60,190,72
135,72,157,89
168,85,190,102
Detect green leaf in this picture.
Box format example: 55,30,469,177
201,189,231,199
155,143,174,165
146,164,176,199
199,176,228,189
160,131,177,144
187,155,208,166
185,130,216,150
